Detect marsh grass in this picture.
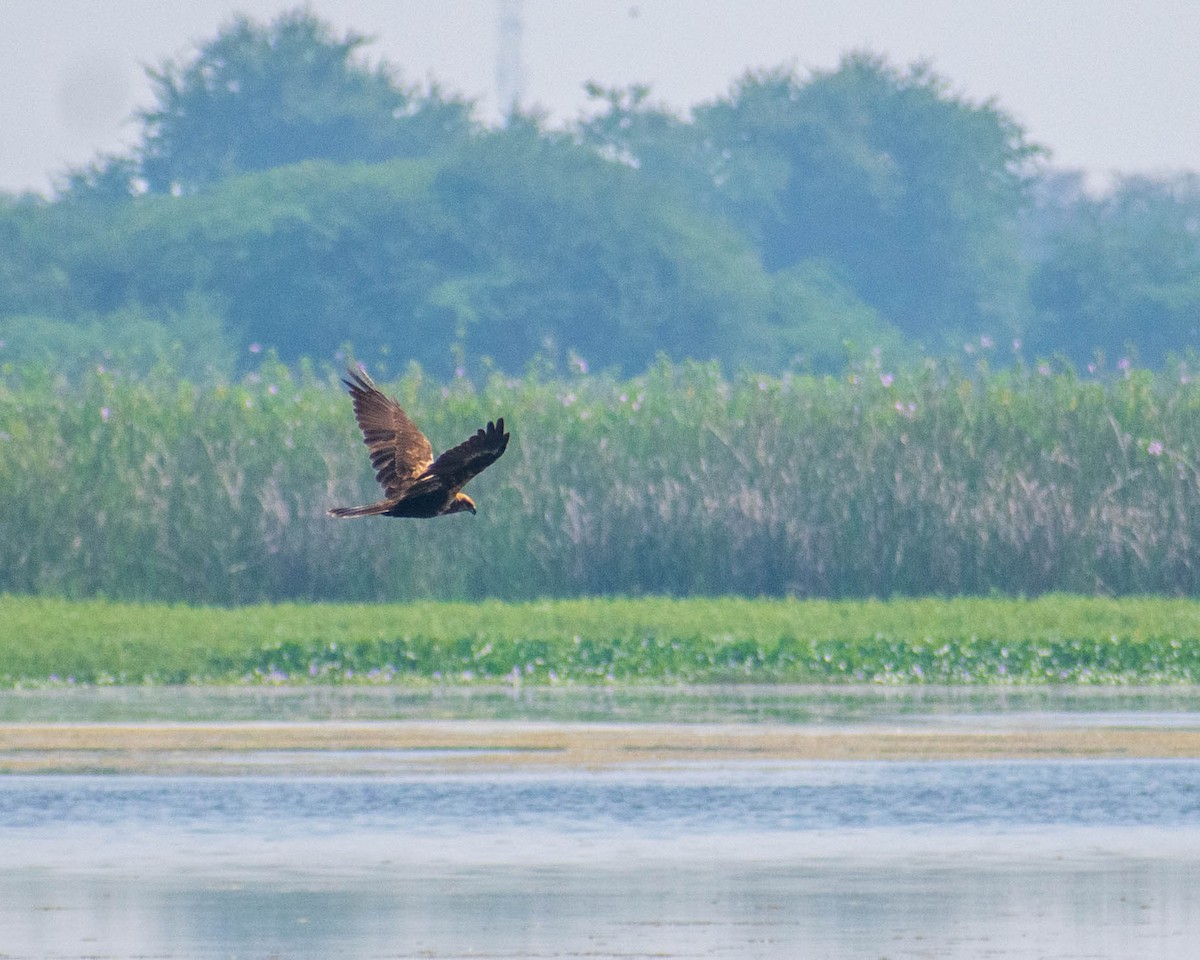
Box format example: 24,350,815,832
3,356,1200,602
3,594,1200,686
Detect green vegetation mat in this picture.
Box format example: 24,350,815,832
3,594,1200,686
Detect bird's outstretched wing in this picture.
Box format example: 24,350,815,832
342,368,434,498
424,418,510,492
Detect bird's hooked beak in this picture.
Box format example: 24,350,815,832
456,493,477,515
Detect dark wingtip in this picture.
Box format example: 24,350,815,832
485,417,507,438
492,417,510,448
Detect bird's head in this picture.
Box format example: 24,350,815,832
449,493,477,515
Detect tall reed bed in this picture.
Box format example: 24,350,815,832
2,356,1199,603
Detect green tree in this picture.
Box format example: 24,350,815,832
82,158,453,365
427,124,761,372
87,136,734,373
0,192,118,320
578,84,718,208
582,54,1040,345
56,155,143,204
0,301,233,382
60,123,893,375
1030,174,1200,367
0,195,71,317
699,54,1038,341
135,8,473,194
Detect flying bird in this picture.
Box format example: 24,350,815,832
328,367,509,519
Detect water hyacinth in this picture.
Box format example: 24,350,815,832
2,356,1200,603
4,594,1200,686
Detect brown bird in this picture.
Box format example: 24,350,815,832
328,367,509,519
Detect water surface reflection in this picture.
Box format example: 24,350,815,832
6,682,1200,725
3,760,1200,959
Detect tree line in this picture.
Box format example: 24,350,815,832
2,8,1198,379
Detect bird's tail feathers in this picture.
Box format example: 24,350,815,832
327,501,392,519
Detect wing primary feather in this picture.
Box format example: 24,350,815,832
332,367,510,518
423,417,510,491
341,366,434,497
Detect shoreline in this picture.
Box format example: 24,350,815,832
4,720,1200,775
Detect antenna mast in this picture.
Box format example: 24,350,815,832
496,0,524,119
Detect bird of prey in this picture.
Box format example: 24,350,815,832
328,367,509,519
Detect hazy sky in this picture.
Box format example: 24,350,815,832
3,0,1198,194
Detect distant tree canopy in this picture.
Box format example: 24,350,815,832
68,9,474,199
4,9,1200,378
1029,174,1200,368
48,128,899,375
583,54,1040,345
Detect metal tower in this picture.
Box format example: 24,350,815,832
496,0,524,119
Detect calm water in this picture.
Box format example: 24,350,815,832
3,758,1200,959
4,687,1200,958
6,682,1200,724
